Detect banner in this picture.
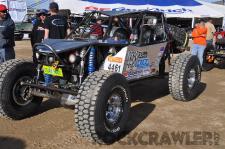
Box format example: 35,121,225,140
54,0,224,18
27,0,49,9
0,0,27,22
0,0,7,6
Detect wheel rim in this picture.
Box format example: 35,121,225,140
12,76,33,106
105,87,125,129
187,69,196,89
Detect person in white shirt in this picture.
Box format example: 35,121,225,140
205,18,216,46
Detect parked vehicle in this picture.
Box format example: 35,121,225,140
203,29,225,70
14,12,36,40
214,30,225,49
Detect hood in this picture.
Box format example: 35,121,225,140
35,39,98,54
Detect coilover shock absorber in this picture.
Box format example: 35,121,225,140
88,47,96,74
44,74,52,86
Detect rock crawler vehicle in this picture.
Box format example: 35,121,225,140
0,11,202,144
214,30,225,49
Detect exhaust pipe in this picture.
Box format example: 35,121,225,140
60,94,77,106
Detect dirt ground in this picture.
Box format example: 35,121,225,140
0,40,225,149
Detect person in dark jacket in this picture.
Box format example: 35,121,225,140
0,4,15,62
31,9,48,47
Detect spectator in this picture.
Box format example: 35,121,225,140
90,18,103,39
0,4,15,62
205,18,216,46
31,9,49,47
44,2,70,39
191,20,207,66
112,17,120,27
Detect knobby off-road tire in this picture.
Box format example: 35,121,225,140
169,53,201,101
0,59,42,120
215,58,225,69
75,70,131,144
166,24,189,47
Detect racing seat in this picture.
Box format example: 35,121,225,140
154,24,166,41
110,27,129,40
140,25,155,45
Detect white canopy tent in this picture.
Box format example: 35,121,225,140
53,0,225,18
198,1,225,27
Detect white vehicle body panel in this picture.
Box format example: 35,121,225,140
104,42,167,81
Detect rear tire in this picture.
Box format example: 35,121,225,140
0,59,42,120
75,70,131,144
169,53,201,101
215,58,225,69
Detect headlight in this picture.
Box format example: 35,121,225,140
35,52,40,59
217,34,223,39
69,54,76,63
48,56,54,63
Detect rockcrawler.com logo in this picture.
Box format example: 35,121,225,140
117,131,220,146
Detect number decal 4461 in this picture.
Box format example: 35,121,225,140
108,64,121,73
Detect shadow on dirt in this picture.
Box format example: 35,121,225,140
195,82,207,99
118,76,206,142
0,136,26,149
130,76,169,102
126,103,155,132
202,63,214,71
116,77,169,141
35,98,62,116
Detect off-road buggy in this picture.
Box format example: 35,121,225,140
0,11,201,144
214,30,225,49
204,45,225,69
203,30,225,70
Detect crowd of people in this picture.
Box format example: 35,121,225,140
0,2,70,63
0,2,218,69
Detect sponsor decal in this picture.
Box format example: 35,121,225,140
151,68,156,73
108,56,123,63
123,71,128,77
160,47,165,52
85,6,192,14
135,58,150,69
107,63,121,73
83,0,201,6
126,51,148,69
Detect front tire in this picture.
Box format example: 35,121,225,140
169,53,201,101
75,70,131,144
0,59,42,120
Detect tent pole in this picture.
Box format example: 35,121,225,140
192,17,195,28
223,16,225,29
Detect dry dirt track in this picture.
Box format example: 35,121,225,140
0,40,225,149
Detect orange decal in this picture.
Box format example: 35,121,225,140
108,56,123,63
